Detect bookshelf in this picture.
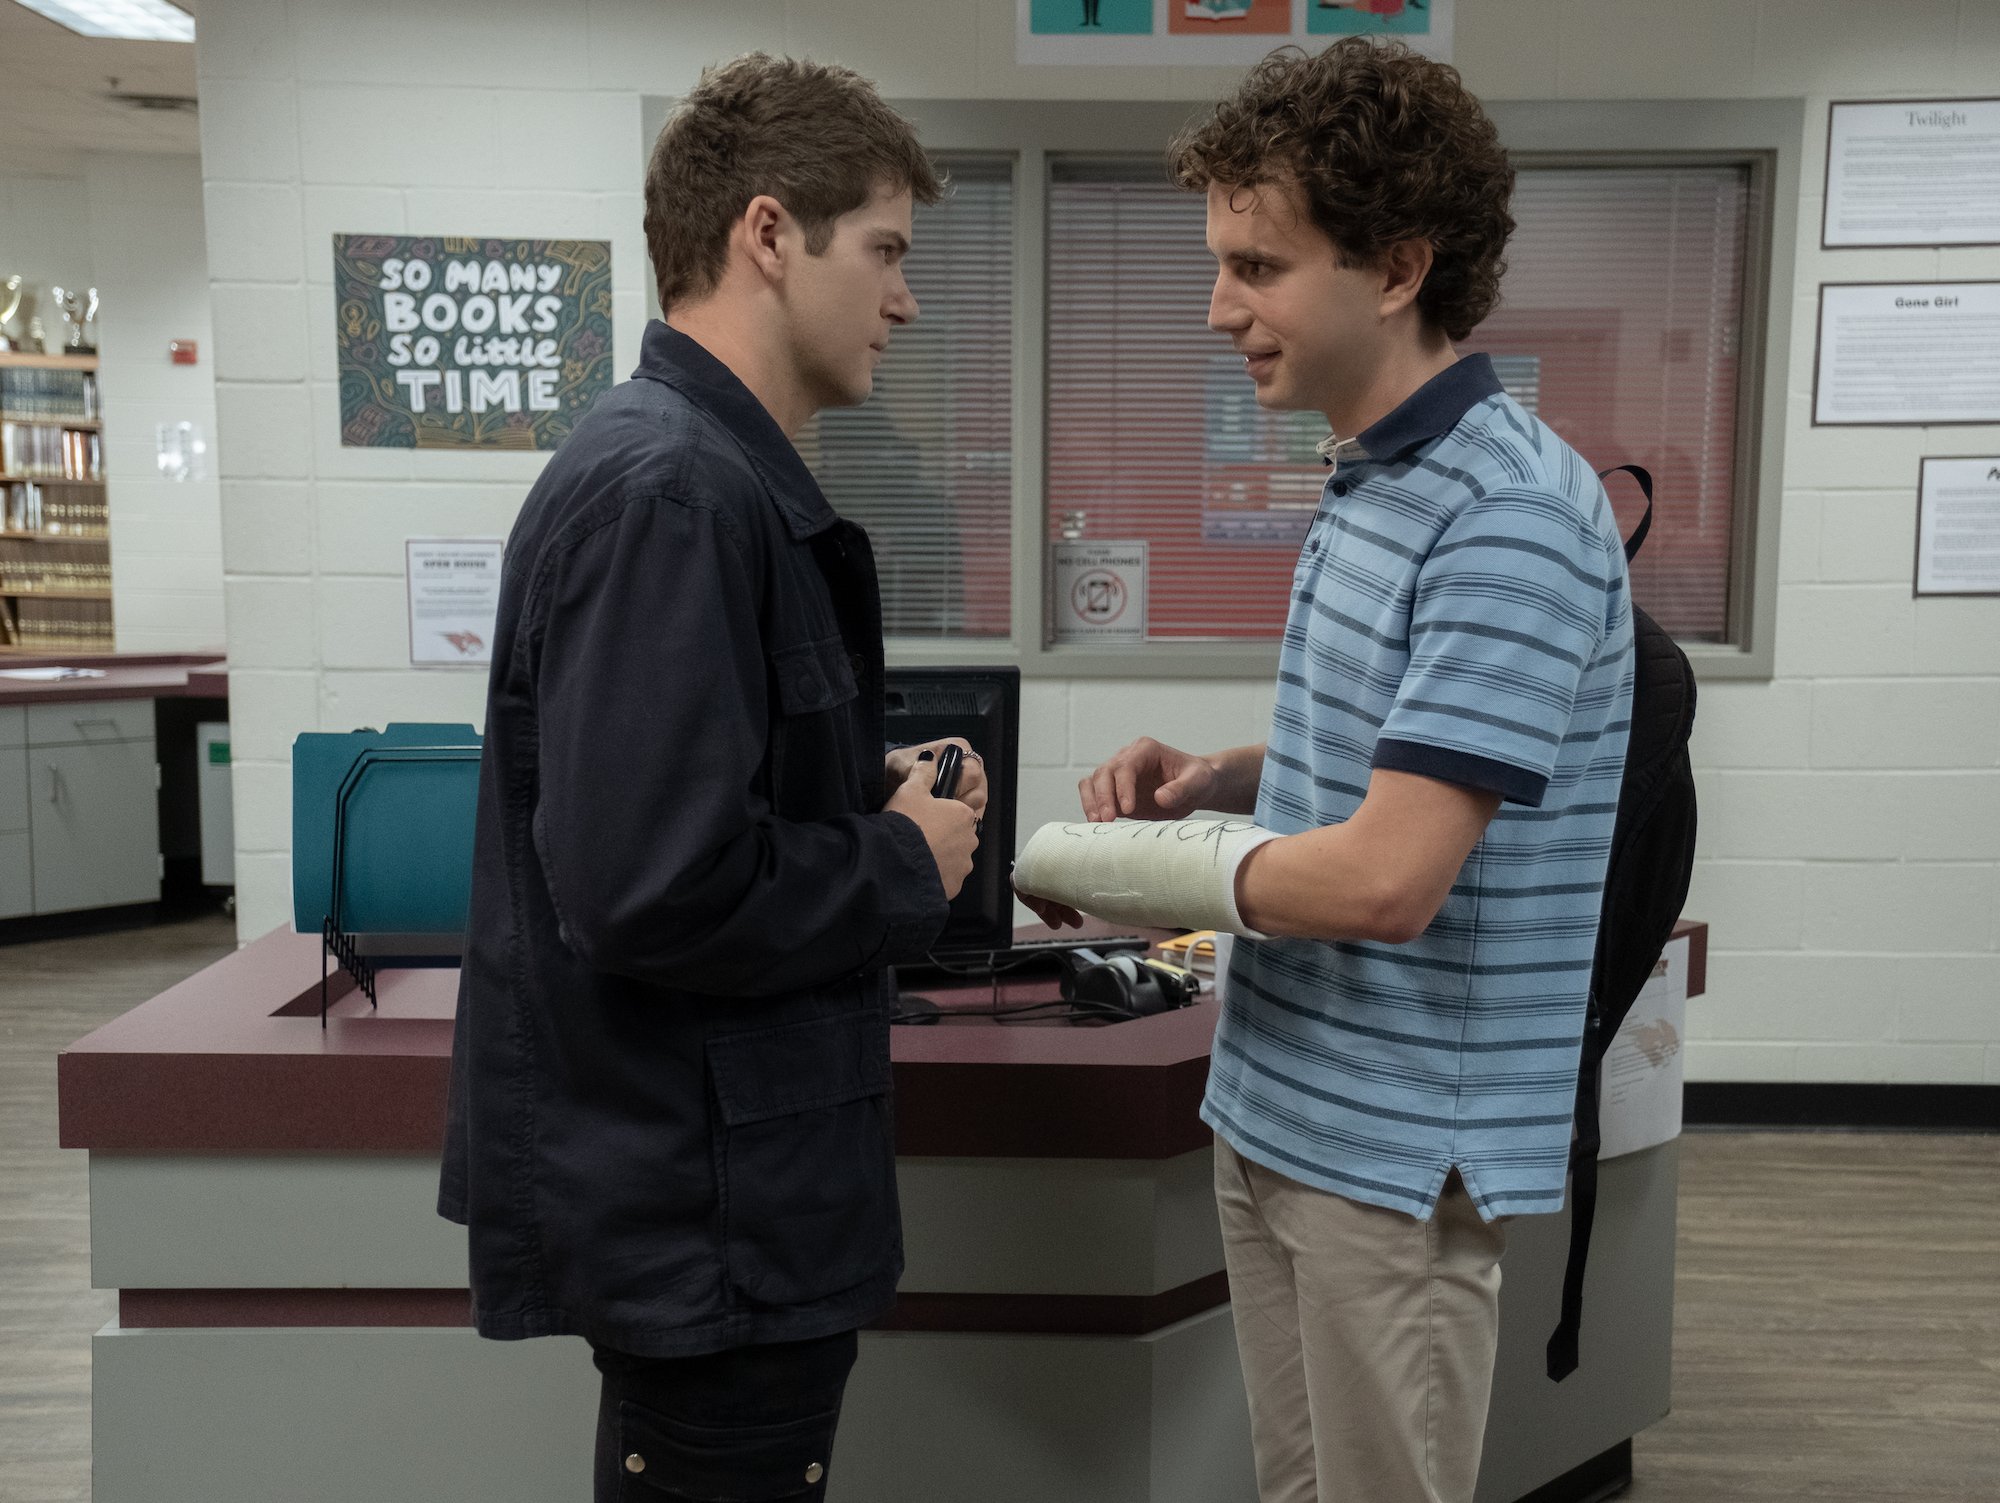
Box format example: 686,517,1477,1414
0,351,112,652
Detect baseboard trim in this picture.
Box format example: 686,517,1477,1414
1510,1439,1631,1503
1685,1082,2000,1132
0,902,162,947
875,1270,1231,1337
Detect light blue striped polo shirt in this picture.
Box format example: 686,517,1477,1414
1202,354,1635,1222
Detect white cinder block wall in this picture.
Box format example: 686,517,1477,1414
0,154,223,652
196,0,2000,1085
85,153,225,652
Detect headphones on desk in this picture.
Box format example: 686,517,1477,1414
1055,947,1201,1020
890,945,1202,1026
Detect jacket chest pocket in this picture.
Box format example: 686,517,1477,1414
768,635,862,820
707,1010,899,1309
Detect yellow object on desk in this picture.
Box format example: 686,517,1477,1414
1159,930,1218,976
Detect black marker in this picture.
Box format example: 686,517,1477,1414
931,743,964,801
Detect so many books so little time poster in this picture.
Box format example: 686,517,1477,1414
1018,0,1451,65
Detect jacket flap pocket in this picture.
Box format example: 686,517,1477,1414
618,1400,834,1499
707,1011,890,1127
771,636,857,716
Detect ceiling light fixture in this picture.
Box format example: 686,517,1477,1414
13,0,195,42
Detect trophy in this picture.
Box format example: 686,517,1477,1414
51,286,98,354
0,276,21,352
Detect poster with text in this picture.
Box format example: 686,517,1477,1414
1597,934,1689,1162
1051,540,1149,643
407,538,504,667
1020,0,1449,65
335,234,612,450
1916,458,2000,596
1824,99,2000,248
1813,282,2000,426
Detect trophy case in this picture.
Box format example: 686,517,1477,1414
0,351,112,652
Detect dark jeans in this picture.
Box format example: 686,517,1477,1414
592,1331,860,1502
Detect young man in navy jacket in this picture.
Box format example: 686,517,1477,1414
439,54,982,1503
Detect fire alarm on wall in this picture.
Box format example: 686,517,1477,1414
169,340,198,365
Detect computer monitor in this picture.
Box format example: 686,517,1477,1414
883,666,1019,956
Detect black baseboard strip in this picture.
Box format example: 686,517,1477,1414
1685,1082,2000,1132
1510,1439,1632,1503
0,902,162,948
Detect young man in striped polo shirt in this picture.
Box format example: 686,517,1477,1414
1029,40,1635,1503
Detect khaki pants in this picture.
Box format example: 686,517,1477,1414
1214,1136,1508,1503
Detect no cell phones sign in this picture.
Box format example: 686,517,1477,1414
1051,541,1148,644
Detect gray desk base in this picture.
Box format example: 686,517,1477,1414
91,1141,1675,1502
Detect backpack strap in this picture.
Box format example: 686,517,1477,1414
1547,998,1605,1382
1597,465,1655,564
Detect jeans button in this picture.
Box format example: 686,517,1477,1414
624,1453,646,1474
807,1462,825,1484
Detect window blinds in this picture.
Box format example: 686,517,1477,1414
1047,158,1294,640
1463,166,1753,642
799,157,1014,639
1045,158,1756,643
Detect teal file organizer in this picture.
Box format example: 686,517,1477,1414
291,724,482,1021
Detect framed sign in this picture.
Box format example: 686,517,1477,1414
335,234,612,450
1017,0,1452,67
1915,458,2000,597
1823,98,2000,249
1812,283,2000,427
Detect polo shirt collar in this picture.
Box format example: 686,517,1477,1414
1317,353,1504,467
634,320,838,540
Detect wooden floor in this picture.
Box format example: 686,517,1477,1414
1,913,238,1503
1630,1129,2000,1502
2,917,1995,1502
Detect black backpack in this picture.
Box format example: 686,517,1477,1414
1546,466,1700,1383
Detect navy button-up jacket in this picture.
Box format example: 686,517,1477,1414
438,322,950,1358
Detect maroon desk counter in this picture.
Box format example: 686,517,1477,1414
60,921,1707,1503
0,649,226,707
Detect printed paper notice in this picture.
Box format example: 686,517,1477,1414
1052,541,1148,643
1825,100,2000,247
407,539,504,667
1814,283,2000,426
1598,933,1689,1162
1917,458,2000,596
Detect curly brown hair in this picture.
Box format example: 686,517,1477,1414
1169,40,1514,341
645,55,943,312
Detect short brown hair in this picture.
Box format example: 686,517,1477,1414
645,54,943,312
1169,40,1514,340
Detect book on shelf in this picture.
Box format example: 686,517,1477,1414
0,422,102,479
2,593,114,652
0,367,98,422
2,483,108,535
0,358,112,651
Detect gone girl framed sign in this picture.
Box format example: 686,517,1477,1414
333,234,612,450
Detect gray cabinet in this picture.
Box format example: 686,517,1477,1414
0,709,27,919
0,697,160,919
